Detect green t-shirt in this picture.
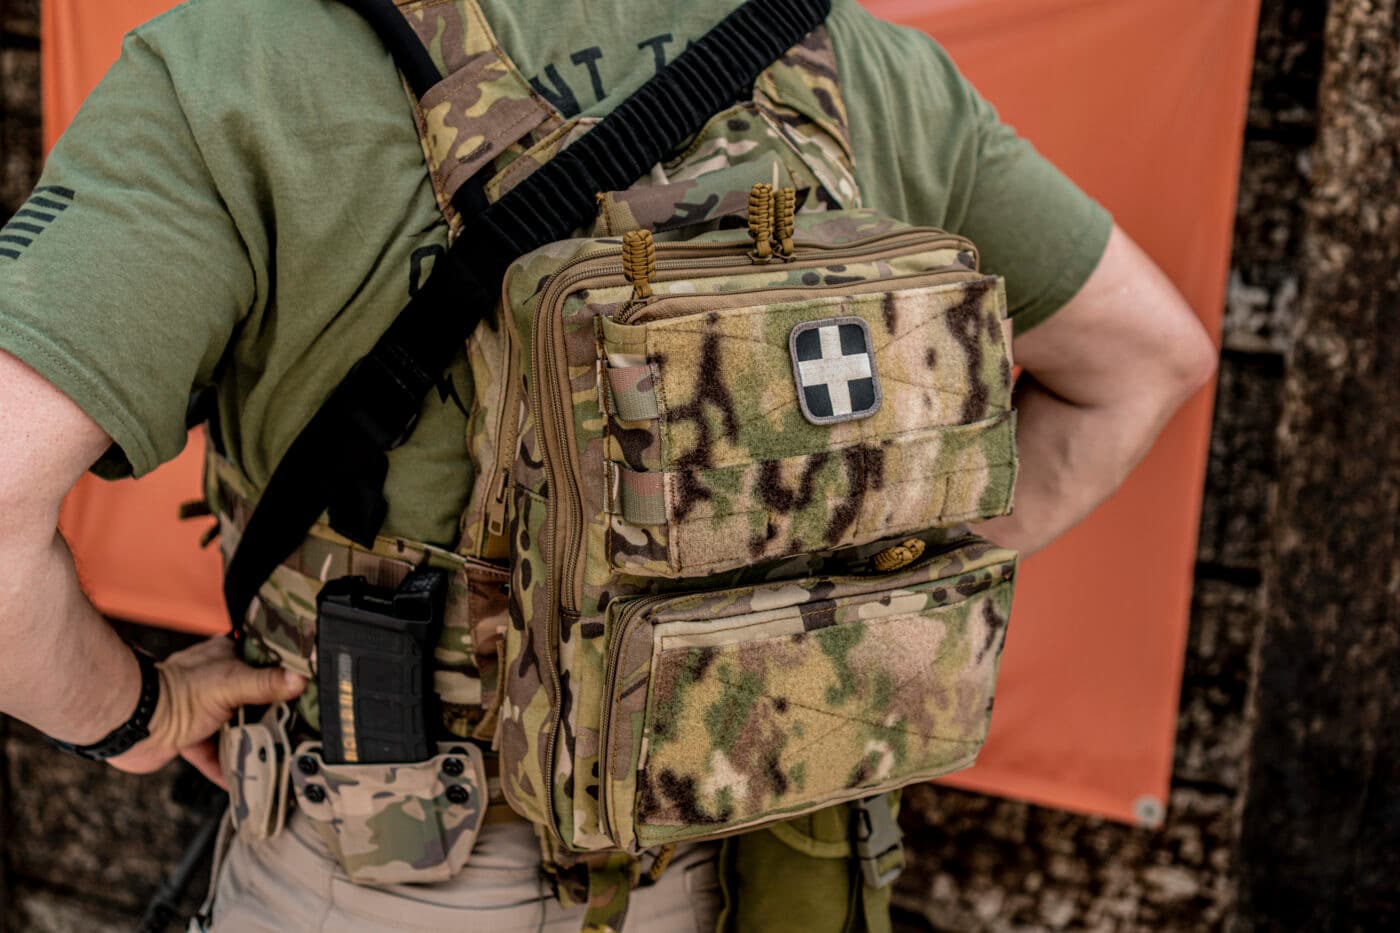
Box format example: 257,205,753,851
0,0,1110,546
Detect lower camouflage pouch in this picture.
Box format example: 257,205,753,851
289,741,488,886
597,538,1017,851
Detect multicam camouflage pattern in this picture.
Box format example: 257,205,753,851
396,0,560,232
202,0,1006,892
604,278,1016,577
537,846,648,933
753,26,859,210
392,0,857,239
290,741,488,885
609,543,1016,849
498,202,1020,853
590,155,799,239
219,703,292,842
207,454,505,739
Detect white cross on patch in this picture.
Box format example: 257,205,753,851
789,317,882,425
798,326,872,416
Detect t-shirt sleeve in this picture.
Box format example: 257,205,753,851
0,32,254,478
828,1,1112,334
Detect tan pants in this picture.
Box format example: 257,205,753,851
195,812,722,932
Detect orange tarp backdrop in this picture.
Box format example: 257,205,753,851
45,0,1258,825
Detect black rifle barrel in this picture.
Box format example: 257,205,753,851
136,806,225,933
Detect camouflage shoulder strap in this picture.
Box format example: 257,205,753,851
389,0,563,235
756,24,859,208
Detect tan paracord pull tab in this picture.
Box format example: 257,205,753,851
775,186,796,258
622,229,656,299
873,538,926,573
747,182,774,261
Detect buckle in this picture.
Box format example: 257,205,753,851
851,795,904,889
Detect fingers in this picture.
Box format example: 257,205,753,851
209,664,307,711
181,738,227,790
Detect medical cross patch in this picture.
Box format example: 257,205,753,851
789,317,882,425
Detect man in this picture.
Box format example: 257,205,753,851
0,0,1216,928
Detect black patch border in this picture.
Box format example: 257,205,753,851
788,316,882,426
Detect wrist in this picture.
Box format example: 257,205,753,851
49,643,163,763
106,669,177,773
105,669,177,767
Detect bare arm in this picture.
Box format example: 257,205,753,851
0,350,303,783
978,225,1218,556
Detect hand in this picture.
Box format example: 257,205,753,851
107,638,307,788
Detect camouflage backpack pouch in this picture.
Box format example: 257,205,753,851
492,16,1024,856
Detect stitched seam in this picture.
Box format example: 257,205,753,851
663,409,1012,474
666,461,1016,529
669,505,1015,578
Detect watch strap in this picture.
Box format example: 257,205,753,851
50,643,161,762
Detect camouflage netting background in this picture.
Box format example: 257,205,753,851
3,0,1396,930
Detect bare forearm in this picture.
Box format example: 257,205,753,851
978,226,1219,557
977,374,1181,557
0,350,305,780
0,524,141,744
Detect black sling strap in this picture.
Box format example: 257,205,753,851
222,0,832,628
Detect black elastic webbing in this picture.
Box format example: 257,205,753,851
336,0,442,96
223,0,832,628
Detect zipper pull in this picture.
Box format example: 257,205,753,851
486,468,511,538
775,187,796,258
622,229,656,300
747,182,774,262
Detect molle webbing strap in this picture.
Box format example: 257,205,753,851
223,0,833,628
605,365,661,422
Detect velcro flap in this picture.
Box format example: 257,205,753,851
601,278,1016,577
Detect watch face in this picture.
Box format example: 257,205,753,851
790,317,882,426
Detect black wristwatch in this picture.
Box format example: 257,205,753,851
50,643,162,762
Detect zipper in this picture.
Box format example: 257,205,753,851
532,249,616,841
620,269,985,326
482,340,521,544
597,592,666,841
614,229,971,324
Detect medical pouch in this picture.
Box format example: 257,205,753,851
497,198,1021,853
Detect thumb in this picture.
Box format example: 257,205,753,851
213,664,307,710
